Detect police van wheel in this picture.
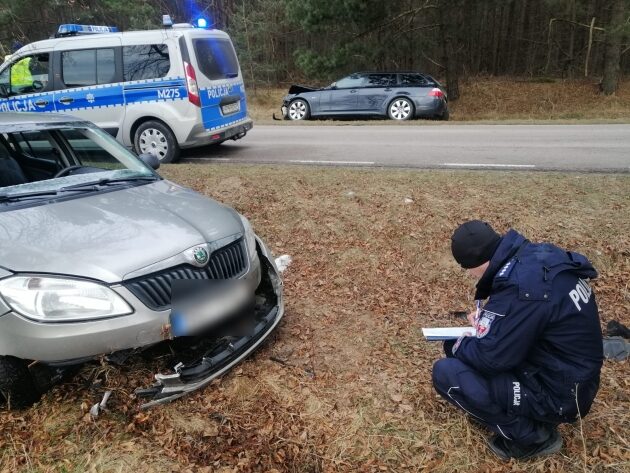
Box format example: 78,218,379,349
134,121,180,164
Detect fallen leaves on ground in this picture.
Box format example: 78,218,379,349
1,166,628,472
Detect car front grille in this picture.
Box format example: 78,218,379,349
123,239,247,311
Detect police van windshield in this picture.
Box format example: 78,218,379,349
0,125,155,201
193,38,239,80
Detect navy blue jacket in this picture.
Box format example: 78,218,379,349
452,230,603,417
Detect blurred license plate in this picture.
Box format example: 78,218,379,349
221,102,240,115
170,280,250,337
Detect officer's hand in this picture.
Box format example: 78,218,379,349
443,339,457,357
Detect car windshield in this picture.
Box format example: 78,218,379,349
0,124,156,199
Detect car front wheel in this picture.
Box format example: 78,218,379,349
388,98,414,121
288,99,310,121
0,356,40,409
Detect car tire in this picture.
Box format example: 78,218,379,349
440,108,450,121
388,98,414,121
134,120,180,164
0,356,40,409
287,99,310,121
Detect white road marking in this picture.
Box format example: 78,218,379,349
443,163,536,168
288,159,375,165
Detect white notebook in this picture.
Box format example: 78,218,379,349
422,326,476,341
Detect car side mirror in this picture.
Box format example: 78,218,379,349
0,84,8,98
138,153,160,170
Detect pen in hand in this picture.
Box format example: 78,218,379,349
467,300,482,329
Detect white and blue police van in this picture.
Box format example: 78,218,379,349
0,18,252,162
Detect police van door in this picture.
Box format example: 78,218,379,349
184,32,248,132
0,52,55,114
53,38,124,138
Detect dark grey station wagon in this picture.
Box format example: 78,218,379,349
281,72,449,121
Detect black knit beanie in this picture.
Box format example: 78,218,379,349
451,220,501,269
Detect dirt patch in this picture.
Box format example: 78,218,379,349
1,166,628,472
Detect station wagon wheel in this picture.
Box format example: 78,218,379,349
134,120,180,164
388,98,414,121
288,99,310,121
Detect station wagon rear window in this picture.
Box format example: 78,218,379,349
399,74,430,86
123,44,171,81
193,38,239,80
365,74,396,87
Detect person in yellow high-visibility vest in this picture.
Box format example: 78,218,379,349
10,56,33,93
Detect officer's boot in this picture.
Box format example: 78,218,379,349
488,426,562,461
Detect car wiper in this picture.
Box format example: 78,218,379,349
0,177,160,204
60,175,160,192
96,176,160,185
0,189,60,203
225,72,238,79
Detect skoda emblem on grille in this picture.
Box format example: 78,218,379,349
192,247,209,266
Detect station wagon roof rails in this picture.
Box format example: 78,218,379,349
55,24,119,37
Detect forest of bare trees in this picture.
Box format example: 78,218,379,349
0,0,628,98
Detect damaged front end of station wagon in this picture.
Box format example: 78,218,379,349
0,113,284,409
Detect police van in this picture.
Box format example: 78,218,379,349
0,18,252,162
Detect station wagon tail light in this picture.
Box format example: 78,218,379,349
428,88,445,99
184,61,201,107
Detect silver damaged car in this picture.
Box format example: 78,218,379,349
0,113,284,408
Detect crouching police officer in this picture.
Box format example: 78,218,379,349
432,220,603,461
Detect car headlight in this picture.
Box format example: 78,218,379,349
239,214,257,260
0,276,133,322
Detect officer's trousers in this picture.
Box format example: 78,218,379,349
432,358,556,445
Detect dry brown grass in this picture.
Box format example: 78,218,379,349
247,77,630,124
1,166,629,472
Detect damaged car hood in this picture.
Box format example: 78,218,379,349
0,180,243,283
288,84,321,95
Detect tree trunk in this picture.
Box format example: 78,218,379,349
438,1,460,101
601,0,626,94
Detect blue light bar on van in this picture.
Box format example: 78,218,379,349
194,18,208,28
57,24,119,36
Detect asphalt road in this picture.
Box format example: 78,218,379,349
182,124,630,172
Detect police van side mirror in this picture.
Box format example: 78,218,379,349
0,84,8,98
138,153,160,170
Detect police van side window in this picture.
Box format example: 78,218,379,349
0,53,50,96
123,45,170,81
62,49,115,87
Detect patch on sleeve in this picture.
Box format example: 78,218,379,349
475,309,504,338
495,258,516,281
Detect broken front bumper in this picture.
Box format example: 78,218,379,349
135,241,284,407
